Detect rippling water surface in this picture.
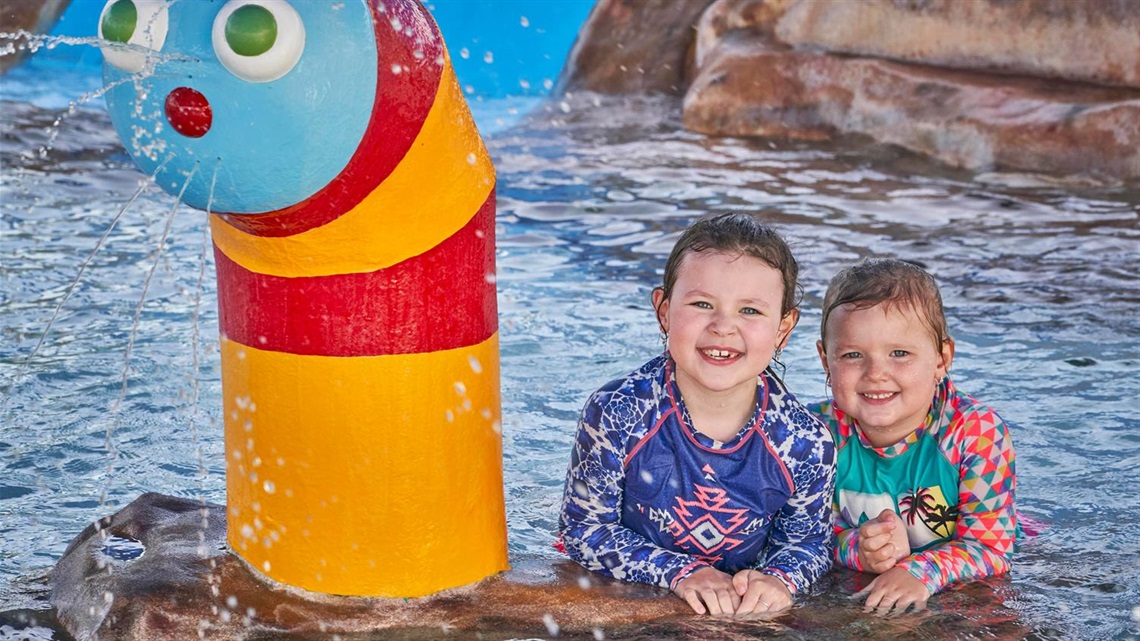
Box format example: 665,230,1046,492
1,84,1138,640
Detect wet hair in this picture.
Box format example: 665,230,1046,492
819,258,949,353
657,212,801,318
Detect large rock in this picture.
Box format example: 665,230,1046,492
560,0,1140,182
48,492,1033,640
775,0,1140,89
683,40,1140,180
0,0,72,73
556,0,716,96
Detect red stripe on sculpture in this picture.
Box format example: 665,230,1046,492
216,0,444,237
216,193,497,356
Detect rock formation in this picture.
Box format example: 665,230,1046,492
48,493,1032,640
559,0,1140,182
0,0,72,72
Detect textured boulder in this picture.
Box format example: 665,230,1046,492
49,492,1031,640
0,0,72,73
560,0,1140,181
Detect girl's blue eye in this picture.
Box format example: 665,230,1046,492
841,352,862,359
692,301,712,309
891,350,910,357
741,307,759,315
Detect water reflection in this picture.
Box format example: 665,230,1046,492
1,91,1138,638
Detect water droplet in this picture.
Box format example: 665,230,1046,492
226,595,238,609
459,47,470,59
578,576,591,590
520,16,530,27
559,101,571,113
263,480,276,494
593,627,606,640
454,381,467,396
262,560,271,572
542,613,559,635
241,524,254,539
467,152,477,165
468,355,483,373
483,51,494,64
391,63,402,74
519,79,531,90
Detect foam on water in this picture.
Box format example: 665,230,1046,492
2,53,1139,641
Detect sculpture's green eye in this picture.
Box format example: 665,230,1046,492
101,0,137,44
213,0,305,83
225,4,277,57
98,0,168,73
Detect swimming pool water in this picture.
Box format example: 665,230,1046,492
2,39,1139,641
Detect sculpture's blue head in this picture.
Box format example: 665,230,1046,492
99,0,379,214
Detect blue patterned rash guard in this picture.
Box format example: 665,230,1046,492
559,353,837,595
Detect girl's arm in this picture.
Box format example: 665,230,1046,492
833,506,864,570
760,424,837,595
559,392,706,590
899,405,1017,593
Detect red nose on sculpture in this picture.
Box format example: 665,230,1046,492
164,87,212,138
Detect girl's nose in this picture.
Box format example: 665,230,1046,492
865,356,889,380
708,311,736,336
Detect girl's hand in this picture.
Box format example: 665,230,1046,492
858,566,930,614
732,569,793,616
857,509,911,573
673,566,741,616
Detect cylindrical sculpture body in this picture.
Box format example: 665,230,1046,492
98,0,507,596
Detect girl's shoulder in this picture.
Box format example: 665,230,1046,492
761,372,835,451
582,354,669,431
804,397,854,448
935,380,1014,457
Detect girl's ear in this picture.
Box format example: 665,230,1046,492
651,287,668,334
776,308,799,349
938,337,956,378
816,339,829,378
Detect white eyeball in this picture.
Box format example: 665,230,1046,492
98,0,169,73
213,0,305,83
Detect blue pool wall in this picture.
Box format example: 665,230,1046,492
38,0,596,99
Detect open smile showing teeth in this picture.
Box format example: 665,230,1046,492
862,392,897,400
702,348,738,360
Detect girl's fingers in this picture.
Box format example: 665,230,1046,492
682,591,707,615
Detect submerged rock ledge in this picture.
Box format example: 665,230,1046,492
48,493,1032,640
558,0,1140,182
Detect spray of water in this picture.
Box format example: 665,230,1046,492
99,161,198,508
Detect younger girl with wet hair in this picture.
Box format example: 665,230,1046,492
811,258,1018,614
560,212,835,617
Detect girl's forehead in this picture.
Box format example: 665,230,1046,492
827,301,937,341
677,249,778,275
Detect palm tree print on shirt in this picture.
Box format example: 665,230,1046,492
898,486,958,539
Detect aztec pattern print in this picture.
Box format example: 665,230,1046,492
559,354,836,595
810,378,1017,594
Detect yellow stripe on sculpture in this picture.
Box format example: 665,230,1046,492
221,334,507,597
210,63,494,278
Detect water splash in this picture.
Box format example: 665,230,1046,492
99,161,197,508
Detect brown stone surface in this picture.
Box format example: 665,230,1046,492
776,0,1140,89
558,0,1140,181
683,40,1140,180
48,493,1034,640
556,0,716,96
0,0,72,73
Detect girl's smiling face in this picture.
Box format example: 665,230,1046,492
818,302,954,447
654,250,797,407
